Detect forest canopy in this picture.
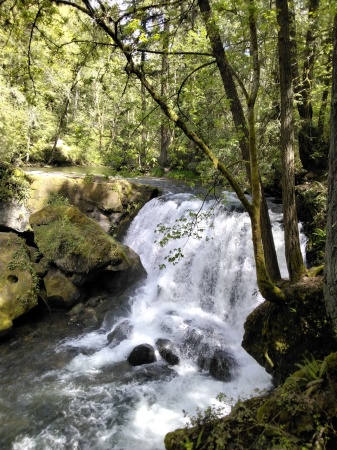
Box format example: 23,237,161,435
0,0,333,184
1,0,336,306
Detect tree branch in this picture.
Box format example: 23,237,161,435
27,7,43,97
177,59,216,120
135,48,214,57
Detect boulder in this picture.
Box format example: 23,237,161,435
43,268,81,307
242,276,336,383
127,343,157,366
29,205,139,283
107,320,133,347
0,170,160,236
197,344,237,381
0,232,39,335
156,338,180,366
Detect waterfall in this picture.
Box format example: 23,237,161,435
4,190,294,450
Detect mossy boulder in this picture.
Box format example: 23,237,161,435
29,205,139,282
43,268,81,307
164,353,337,450
0,232,39,335
0,171,159,235
242,276,336,384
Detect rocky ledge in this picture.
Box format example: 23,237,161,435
0,168,160,336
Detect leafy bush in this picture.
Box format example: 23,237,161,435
0,162,31,204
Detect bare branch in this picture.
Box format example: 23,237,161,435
53,0,89,16
177,60,216,120
27,7,43,97
135,48,214,57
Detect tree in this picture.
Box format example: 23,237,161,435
40,0,284,302
2,0,334,303
276,0,306,281
197,0,281,282
290,0,332,171
324,13,337,333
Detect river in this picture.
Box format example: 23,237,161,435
0,178,303,449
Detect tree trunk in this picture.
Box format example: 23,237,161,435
197,0,281,282
324,14,337,332
51,0,285,304
159,12,170,167
276,0,306,281
139,49,147,169
289,0,328,171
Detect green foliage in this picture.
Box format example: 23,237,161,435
0,162,31,204
166,354,337,449
47,193,70,206
295,355,327,384
155,205,217,266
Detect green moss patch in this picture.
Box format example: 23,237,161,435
29,205,129,275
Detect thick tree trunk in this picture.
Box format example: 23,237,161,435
289,0,328,171
324,14,337,332
276,0,306,282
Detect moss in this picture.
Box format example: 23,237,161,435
0,162,32,204
30,205,129,274
242,276,336,383
165,353,337,450
0,233,39,334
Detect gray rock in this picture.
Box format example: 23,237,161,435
107,320,133,347
156,338,180,366
127,344,156,366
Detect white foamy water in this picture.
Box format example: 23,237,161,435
8,191,298,450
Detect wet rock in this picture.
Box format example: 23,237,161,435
180,327,204,359
197,344,237,381
209,348,238,381
0,232,39,335
107,320,133,347
127,343,156,366
67,303,85,316
156,338,180,366
43,268,81,307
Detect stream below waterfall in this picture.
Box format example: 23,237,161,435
0,181,305,450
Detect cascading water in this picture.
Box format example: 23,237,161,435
1,189,300,450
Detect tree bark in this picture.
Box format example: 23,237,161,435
289,0,328,171
159,11,171,167
324,14,337,332
197,0,281,282
276,0,306,281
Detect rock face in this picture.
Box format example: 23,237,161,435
0,233,39,335
0,171,159,236
127,344,157,366
242,277,336,383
